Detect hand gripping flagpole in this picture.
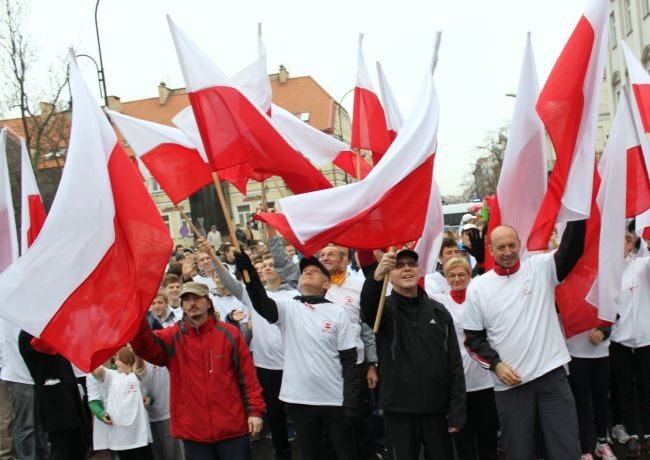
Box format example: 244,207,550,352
211,171,250,283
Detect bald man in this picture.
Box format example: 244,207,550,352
463,221,586,459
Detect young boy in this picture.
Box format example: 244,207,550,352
161,274,183,321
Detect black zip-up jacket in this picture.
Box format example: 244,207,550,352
360,278,466,428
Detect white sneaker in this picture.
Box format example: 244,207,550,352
595,442,617,460
611,424,630,444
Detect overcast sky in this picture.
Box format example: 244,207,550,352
17,0,588,196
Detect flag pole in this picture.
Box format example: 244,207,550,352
260,179,269,243
174,204,202,239
211,171,250,282
372,246,394,332
271,177,287,198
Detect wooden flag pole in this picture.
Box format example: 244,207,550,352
260,180,269,243
174,204,202,239
372,246,395,333
211,172,250,282
271,177,286,198
355,149,362,180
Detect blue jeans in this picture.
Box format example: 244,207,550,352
183,435,251,460
5,381,48,460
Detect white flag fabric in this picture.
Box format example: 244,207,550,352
19,138,46,254
0,129,18,272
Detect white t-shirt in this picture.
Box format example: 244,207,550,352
170,305,183,322
193,274,251,322
0,321,33,384
425,271,450,297
610,255,650,348
250,287,298,370
142,363,171,422
100,369,152,450
464,253,571,391
326,276,365,364
433,294,493,392
565,329,610,359
275,298,359,406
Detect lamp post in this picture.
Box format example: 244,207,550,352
75,54,103,100
94,0,109,107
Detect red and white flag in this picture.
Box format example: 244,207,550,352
527,0,609,251
168,17,331,195
376,61,404,142
106,109,213,205
0,54,173,372
351,34,391,165
586,91,650,321
490,34,547,266
622,41,650,239
19,138,46,254
0,129,18,272
258,68,439,256
413,177,444,276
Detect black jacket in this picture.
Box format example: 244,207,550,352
18,331,88,434
360,277,466,428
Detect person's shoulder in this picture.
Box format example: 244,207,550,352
342,275,365,290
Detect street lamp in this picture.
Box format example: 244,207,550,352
95,0,109,107
75,54,103,101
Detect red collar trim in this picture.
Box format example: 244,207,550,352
493,260,521,277
450,289,466,304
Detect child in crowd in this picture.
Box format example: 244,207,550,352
162,274,183,321
89,347,153,460
147,290,177,330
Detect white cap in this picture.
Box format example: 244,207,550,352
460,213,475,225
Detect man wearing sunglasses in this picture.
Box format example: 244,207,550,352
360,249,466,459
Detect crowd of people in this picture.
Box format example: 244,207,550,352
0,210,648,460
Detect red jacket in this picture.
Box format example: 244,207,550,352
131,316,265,443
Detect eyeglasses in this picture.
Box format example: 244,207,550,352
395,260,418,269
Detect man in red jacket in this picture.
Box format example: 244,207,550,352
131,282,265,460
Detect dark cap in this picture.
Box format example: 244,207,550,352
395,248,419,262
180,282,210,298
299,256,331,280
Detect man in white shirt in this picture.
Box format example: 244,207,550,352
207,225,222,250
236,252,360,460
463,222,585,459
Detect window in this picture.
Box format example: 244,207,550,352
625,0,633,35
611,71,622,107
161,214,170,233
643,46,650,73
43,149,66,160
236,204,251,226
610,12,618,49
644,0,650,17
299,112,311,122
149,176,161,193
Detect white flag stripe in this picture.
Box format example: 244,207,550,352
376,61,404,132
587,92,637,321
0,129,18,272
498,33,546,255
414,177,444,275
355,34,376,91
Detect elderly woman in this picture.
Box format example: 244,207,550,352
431,257,498,460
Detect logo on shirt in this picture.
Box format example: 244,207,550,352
344,295,353,305
429,319,437,324
321,320,333,333
523,286,533,296
127,382,137,394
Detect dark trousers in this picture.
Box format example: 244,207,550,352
454,389,498,460
383,412,452,460
287,404,355,460
183,435,251,460
116,444,154,460
610,341,650,437
568,356,610,453
48,426,88,460
256,367,291,457
494,366,580,460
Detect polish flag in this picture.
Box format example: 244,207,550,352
19,139,46,253
270,103,372,179
622,41,650,239
0,129,18,272
168,17,331,195
413,177,444,276
0,54,173,372
527,0,609,251
257,67,439,257
489,34,547,268
586,91,650,321
106,109,213,204
376,61,404,142
351,34,391,165
172,106,253,194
